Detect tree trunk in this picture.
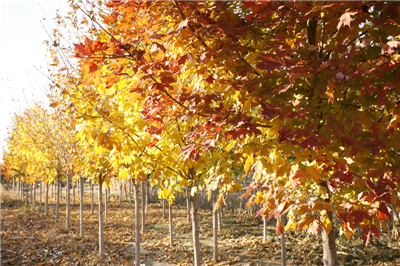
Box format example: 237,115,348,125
98,181,104,257
56,177,60,222
124,182,128,201
105,186,108,220
33,183,36,208
25,182,28,204
322,210,338,266
163,198,166,219
91,182,94,214
61,180,63,202
39,182,42,211
263,218,268,243
134,182,141,266
51,182,53,198
120,182,122,205
30,184,33,205
169,201,173,246
80,176,84,237
73,179,76,207
218,207,222,231
280,216,287,266
212,190,218,262
146,180,149,212
191,193,201,266
186,188,191,224
66,175,70,229
141,182,145,233
129,180,132,208
45,183,49,217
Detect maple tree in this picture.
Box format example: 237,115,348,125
2,1,400,266
60,2,400,266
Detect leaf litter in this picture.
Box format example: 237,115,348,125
2,189,400,265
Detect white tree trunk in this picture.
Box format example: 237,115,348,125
45,183,49,217
191,193,201,266
169,201,173,246
129,180,132,208
33,183,36,208
218,207,222,231
80,176,84,237
280,216,287,266
186,188,191,224
56,178,60,222
134,182,141,266
146,180,149,212
119,182,122,205
91,182,94,214
141,182,145,233
322,210,338,266
61,180,63,202
98,181,104,257
73,179,76,207
66,175,70,229
105,186,108,220
212,190,218,261
263,218,268,243
39,182,42,211
30,184,33,205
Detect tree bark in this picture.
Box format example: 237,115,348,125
30,184,33,205
280,216,287,266
169,201,173,246
25,182,28,204
98,180,104,257
119,182,122,205
51,182,53,198
186,188,191,224
212,190,218,262
39,182,42,211
19,181,22,199
129,180,132,208
91,182,94,214
218,207,222,231
141,182,145,233
66,175,70,229
134,182,141,266
322,210,338,266
33,183,36,208
191,193,201,266
56,177,60,222
146,180,149,212
105,186,108,220
124,182,128,201
163,198,166,219
80,176,84,237
45,183,49,217
73,179,76,207
263,218,268,243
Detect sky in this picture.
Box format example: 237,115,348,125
0,0,69,158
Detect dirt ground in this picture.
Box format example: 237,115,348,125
1,185,400,266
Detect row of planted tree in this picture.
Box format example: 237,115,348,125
2,1,400,266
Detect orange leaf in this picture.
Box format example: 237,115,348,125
276,218,284,236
